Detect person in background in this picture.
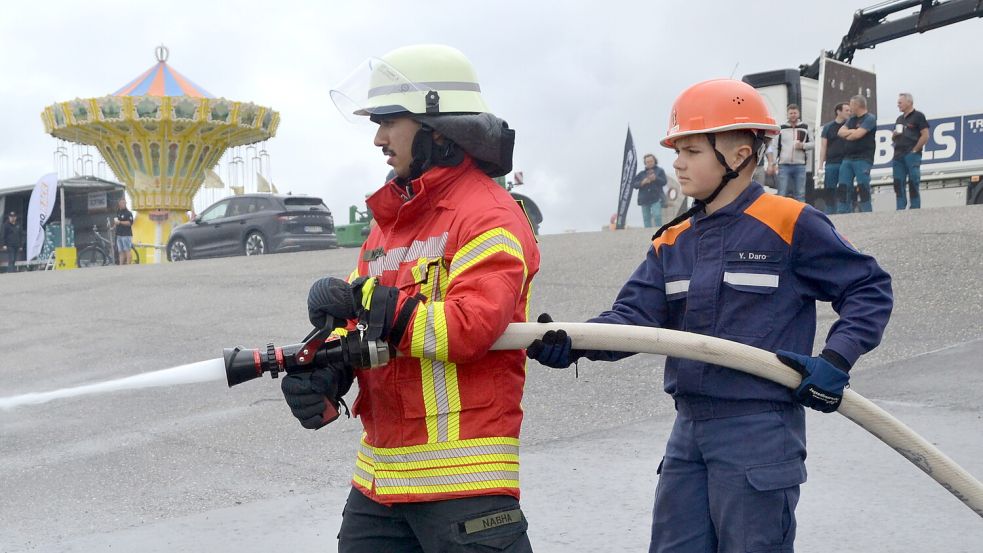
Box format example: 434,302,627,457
1,211,24,273
633,153,668,228
837,95,878,213
891,92,930,210
114,197,134,265
772,104,813,202
819,102,851,214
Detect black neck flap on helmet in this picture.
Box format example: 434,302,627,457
652,130,766,240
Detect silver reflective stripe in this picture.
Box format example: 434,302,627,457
369,81,481,98
354,465,374,484
723,272,779,288
665,280,690,295
367,233,448,276
431,359,450,442
373,443,519,464
449,233,523,277
375,469,517,489
423,303,439,359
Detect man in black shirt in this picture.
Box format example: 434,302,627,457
114,198,135,265
1,211,24,273
819,102,851,214
892,93,930,210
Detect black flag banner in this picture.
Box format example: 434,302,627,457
615,126,637,229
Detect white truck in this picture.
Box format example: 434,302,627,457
742,0,983,211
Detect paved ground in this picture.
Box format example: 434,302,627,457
1,204,982,552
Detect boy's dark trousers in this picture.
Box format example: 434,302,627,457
650,398,806,553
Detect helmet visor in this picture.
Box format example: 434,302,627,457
330,57,429,123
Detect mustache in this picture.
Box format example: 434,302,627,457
382,147,395,157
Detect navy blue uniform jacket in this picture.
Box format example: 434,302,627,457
587,182,893,403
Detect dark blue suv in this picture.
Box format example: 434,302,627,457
167,194,337,261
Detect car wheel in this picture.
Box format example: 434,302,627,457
244,231,266,256
168,238,190,262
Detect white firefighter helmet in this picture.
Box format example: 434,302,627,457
331,44,490,120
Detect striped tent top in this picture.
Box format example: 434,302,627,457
113,60,214,98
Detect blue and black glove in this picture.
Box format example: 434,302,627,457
776,349,850,413
281,362,354,430
526,313,583,368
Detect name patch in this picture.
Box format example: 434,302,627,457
363,247,385,262
463,509,524,534
725,250,782,263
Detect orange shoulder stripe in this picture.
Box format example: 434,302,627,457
652,219,691,254
743,194,805,245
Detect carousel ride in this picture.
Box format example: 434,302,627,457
40,45,279,262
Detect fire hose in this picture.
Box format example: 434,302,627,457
493,322,983,519
225,322,983,518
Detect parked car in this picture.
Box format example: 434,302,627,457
167,194,337,261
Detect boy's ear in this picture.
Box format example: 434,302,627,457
732,144,754,169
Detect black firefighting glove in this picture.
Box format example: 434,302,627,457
776,349,851,413
526,313,584,368
280,362,354,430
307,276,371,329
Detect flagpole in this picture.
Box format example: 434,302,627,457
60,184,66,248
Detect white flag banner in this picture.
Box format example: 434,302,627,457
256,172,271,193
203,169,225,189
26,173,58,260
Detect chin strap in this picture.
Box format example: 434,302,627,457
652,131,765,240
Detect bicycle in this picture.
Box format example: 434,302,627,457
76,225,140,268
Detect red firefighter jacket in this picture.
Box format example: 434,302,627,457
347,156,540,505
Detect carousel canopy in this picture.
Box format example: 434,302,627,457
113,47,213,98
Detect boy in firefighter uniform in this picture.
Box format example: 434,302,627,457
280,45,540,552
528,79,893,552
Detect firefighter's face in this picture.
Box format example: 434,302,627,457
374,116,422,178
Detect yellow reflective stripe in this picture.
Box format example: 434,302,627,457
354,437,520,491
353,472,373,489
445,362,461,440
449,228,526,282
421,358,440,442
369,436,518,456
410,300,450,362
375,469,519,489
420,358,461,443
356,451,374,468
376,453,519,471
431,302,449,360
359,277,376,310
375,479,520,496
411,305,427,358
374,462,517,479
347,268,360,282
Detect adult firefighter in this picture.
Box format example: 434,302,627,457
280,44,540,552
527,79,893,552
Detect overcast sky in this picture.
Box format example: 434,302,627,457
1,0,979,233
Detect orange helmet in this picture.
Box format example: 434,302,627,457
661,79,780,148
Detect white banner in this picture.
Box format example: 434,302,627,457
26,173,58,260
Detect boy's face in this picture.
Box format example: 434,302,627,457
671,134,727,200
374,116,423,178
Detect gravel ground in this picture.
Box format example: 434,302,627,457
1,204,981,552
